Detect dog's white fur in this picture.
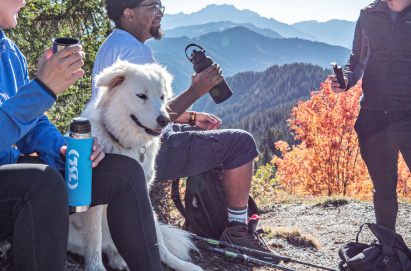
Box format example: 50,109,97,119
67,60,202,271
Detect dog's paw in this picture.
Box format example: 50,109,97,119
107,256,128,270
106,249,128,270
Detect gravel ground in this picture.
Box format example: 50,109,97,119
171,201,411,271
2,201,411,271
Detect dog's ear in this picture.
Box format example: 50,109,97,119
107,76,125,89
95,60,127,91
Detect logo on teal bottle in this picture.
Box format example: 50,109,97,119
67,149,80,189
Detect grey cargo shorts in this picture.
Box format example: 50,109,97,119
155,124,259,180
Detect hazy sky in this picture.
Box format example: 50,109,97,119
161,0,374,24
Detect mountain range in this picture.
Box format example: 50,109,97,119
148,26,350,94
164,21,283,39
162,4,319,41
292,20,356,49
162,4,357,49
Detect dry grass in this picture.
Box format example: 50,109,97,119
268,241,285,249
311,195,352,207
264,226,321,250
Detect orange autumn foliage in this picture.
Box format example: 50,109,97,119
272,79,411,200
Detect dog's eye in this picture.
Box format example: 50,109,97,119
161,95,164,100
136,94,147,100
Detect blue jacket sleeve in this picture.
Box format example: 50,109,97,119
16,114,67,170
0,80,56,153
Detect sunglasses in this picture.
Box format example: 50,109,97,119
136,4,165,14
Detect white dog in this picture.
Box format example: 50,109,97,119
67,60,202,271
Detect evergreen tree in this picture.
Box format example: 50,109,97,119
5,0,113,134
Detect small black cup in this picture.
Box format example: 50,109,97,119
52,37,80,54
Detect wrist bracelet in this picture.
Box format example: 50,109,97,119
189,112,196,127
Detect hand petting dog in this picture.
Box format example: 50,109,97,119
60,137,105,168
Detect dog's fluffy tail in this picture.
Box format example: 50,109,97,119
159,222,199,261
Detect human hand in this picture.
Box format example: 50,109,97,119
329,75,349,94
60,137,105,168
37,45,85,96
195,113,222,130
190,63,224,98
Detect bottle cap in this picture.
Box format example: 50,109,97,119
70,117,91,134
190,50,206,64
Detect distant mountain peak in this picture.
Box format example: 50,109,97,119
164,21,284,39
196,4,260,17
162,4,318,41
221,26,257,35
204,4,251,11
205,4,235,8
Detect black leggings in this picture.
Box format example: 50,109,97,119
0,154,162,271
355,109,411,231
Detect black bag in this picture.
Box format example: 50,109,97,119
337,223,411,271
171,167,259,240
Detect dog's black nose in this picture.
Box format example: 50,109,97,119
157,115,171,127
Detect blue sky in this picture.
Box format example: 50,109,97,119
161,0,374,24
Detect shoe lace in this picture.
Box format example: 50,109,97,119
248,230,269,251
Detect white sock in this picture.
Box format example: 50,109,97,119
227,205,248,224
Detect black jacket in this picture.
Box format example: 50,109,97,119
344,0,411,113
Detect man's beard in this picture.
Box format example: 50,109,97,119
150,26,164,40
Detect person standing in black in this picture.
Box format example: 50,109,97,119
331,0,411,231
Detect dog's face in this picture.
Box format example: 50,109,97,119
94,60,173,137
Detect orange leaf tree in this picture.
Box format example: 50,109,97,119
398,153,411,200
272,79,375,199
272,79,411,200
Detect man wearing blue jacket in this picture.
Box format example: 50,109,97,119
331,0,411,232
0,1,164,270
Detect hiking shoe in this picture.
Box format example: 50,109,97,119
219,215,282,264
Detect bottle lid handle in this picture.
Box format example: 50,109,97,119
185,44,205,61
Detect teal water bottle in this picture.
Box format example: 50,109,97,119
65,117,93,213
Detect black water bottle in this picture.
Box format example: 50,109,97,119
185,44,233,104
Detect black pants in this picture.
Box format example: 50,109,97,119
0,154,162,271
355,108,411,231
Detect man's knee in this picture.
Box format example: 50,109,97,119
220,129,259,170
230,130,258,153
238,130,256,145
